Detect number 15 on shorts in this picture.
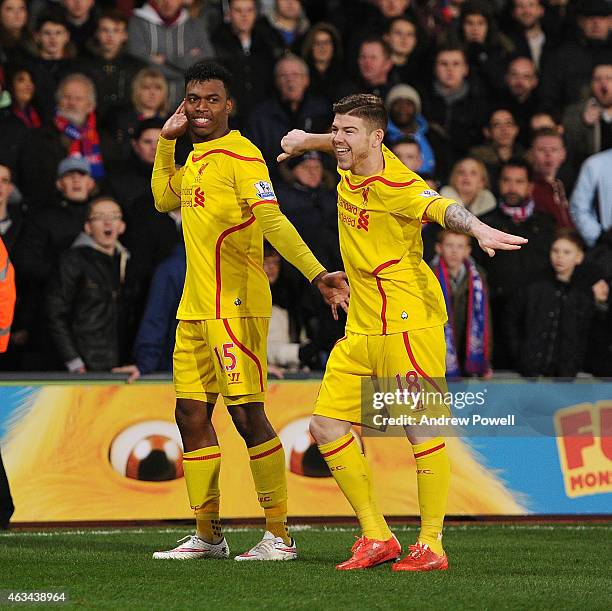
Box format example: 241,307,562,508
215,343,240,383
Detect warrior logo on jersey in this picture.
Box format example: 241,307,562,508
254,180,275,200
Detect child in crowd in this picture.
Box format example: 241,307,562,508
506,228,609,377
432,230,492,378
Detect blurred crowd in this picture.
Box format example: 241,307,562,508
0,0,610,379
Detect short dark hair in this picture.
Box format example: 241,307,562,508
333,94,387,132
36,10,68,31
132,117,165,140
87,196,123,219
500,157,533,182
435,44,467,62
392,135,421,151
184,61,233,96
359,36,392,60
530,127,564,146
552,228,585,253
98,8,129,27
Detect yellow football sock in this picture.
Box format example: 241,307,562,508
182,446,223,544
412,437,450,555
248,437,291,545
319,433,392,541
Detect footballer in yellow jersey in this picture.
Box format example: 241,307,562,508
278,94,526,572
150,62,349,562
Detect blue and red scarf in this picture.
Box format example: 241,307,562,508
435,257,490,378
54,111,104,179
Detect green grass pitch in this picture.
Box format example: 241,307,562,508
1,524,610,610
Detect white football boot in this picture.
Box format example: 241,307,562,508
153,534,230,560
234,531,297,561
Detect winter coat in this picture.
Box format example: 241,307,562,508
506,269,607,377
46,233,146,371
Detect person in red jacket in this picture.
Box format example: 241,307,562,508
0,235,16,528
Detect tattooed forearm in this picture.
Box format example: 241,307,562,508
444,203,476,234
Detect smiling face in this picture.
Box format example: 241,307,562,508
331,113,383,172
85,199,125,254
184,78,232,142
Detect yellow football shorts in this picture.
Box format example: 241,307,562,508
315,325,450,426
173,317,268,406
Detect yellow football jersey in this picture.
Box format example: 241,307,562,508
152,131,324,320
336,145,456,335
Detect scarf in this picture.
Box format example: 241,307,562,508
499,198,534,223
54,111,104,179
435,257,490,378
13,104,41,129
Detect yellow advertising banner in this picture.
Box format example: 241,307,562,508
2,381,527,522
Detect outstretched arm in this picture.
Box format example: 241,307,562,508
444,203,528,257
277,129,334,163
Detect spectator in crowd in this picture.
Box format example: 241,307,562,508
507,0,557,70
440,156,496,217
83,9,146,123
530,127,573,228
263,0,310,56
528,110,563,136
384,16,430,89
497,56,540,146
0,162,22,255
18,72,108,204
0,0,32,63
301,21,355,103
128,0,215,108
46,196,146,373
384,83,435,174
540,0,612,113
422,45,489,179
212,0,276,126
62,0,98,55
571,148,612,249
246,53,330,176
109,68,169,163
477,158,555,369
457,0,512,96
276,151,340,271
6,65,42,130
52,73,106,179
129,238,185,380
431,230,492,378
391,136,423,173
14,157,98,369
0,235,15,528
108,118,163,214
506,228,609,377
563,63,612,172
355,36,398,101
470,108,524,190
29,11,79,119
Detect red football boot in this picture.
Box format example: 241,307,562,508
392,541,449,572
336,534,401,570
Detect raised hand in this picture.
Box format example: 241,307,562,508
277,129,308,163
161,101,188,140
314,271,350,320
